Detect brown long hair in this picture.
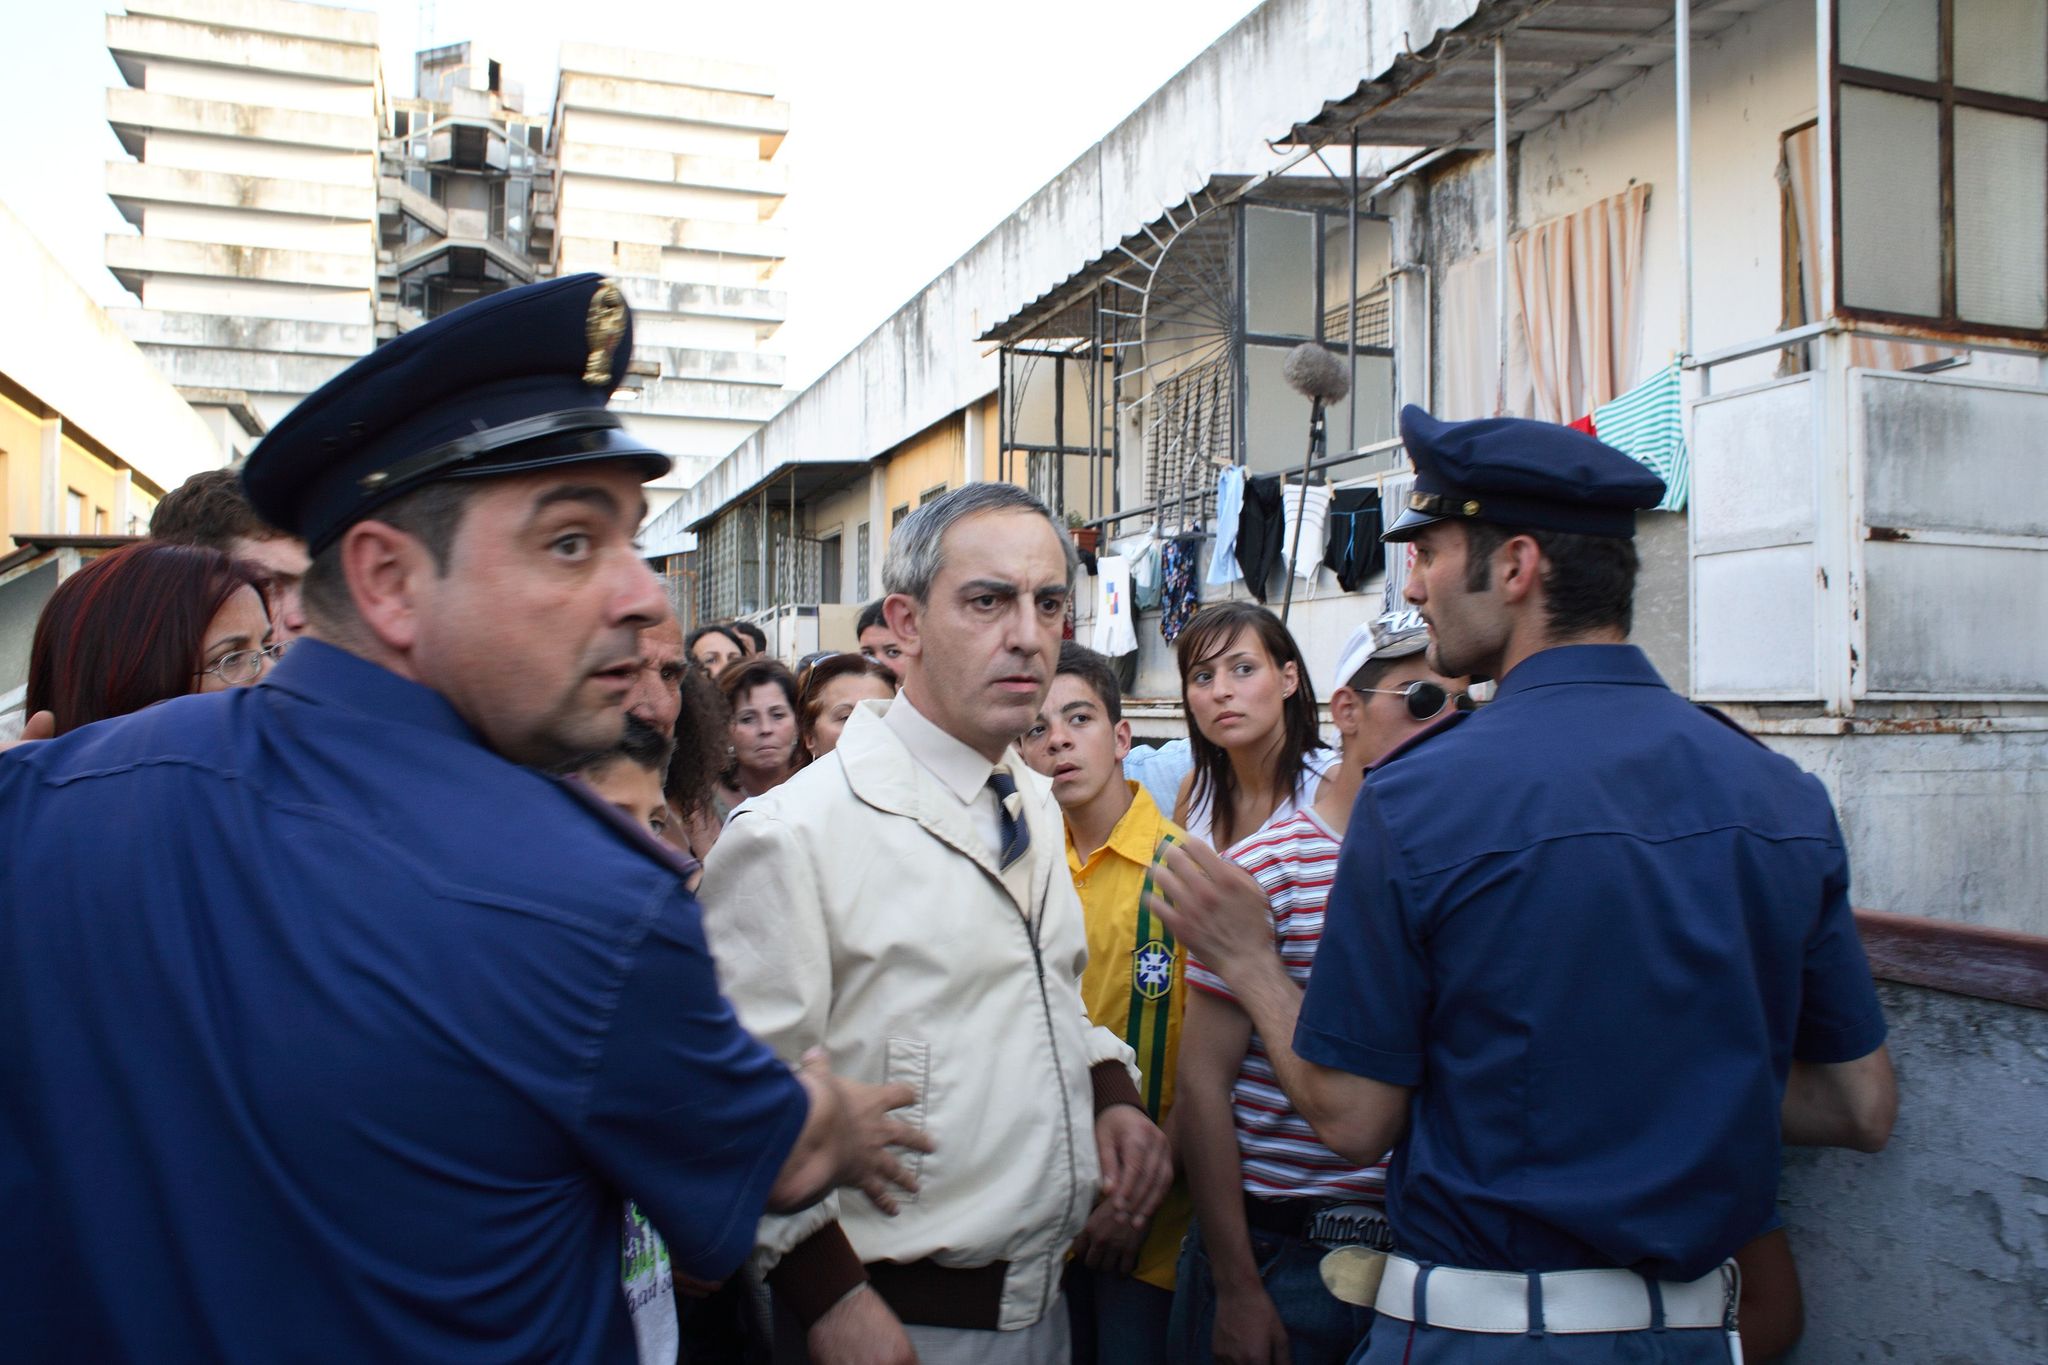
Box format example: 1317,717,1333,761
26,542,265,735
1174,602,1325,849
796,652,898,752
717,657,801,776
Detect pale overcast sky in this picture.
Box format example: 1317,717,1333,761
2,0,1263,388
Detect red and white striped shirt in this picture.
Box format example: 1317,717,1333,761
1185,809,1390,1203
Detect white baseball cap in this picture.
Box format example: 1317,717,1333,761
1333,609,1430,690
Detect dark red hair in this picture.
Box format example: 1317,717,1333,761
25,542,266,735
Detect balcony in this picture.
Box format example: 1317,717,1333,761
615,275,787,325
107,12,377,90
1688,326,2048,712
109,160,373,224
106,235,375,294
550,208,788,262
554,141,788,201
107,86,376,157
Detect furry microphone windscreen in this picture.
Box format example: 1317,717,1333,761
1282,342,1351,404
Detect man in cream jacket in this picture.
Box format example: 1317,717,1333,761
700,484,1172,1365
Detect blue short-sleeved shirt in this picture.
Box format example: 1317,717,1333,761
0,642,808,1364
1295,645,1886,1282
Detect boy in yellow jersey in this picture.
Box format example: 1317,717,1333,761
1022,641,1192,1364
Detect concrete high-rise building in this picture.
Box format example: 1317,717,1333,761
377,41,553,339
551,43,790,510
103,4,794,502
104,0,381,451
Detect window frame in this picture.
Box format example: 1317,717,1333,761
1831,1,2048,339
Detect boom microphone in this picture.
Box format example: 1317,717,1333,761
1282,342,1351,407
1278,345,1349,626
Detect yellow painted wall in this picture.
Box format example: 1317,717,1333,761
881,415,965,521
0,388,161,547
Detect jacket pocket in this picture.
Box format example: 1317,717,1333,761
883,1036,931,1205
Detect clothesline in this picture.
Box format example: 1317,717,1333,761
1077,436,1407,534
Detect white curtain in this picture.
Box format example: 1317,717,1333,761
1508,183,1652,423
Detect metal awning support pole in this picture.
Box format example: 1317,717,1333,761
1493,38,1509,416
1349,134,1360,452
1813,0,1836,319
1675,0,1694,359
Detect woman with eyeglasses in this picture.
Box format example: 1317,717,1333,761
24,541,276,737
1171,602,1336,852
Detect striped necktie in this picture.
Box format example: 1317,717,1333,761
987,769,1030,869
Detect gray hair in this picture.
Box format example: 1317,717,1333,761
882,482,1078,601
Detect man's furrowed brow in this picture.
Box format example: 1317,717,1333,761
958,578,1021,599
528,485,623,523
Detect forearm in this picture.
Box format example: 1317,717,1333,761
1781,1050,1896,1152
1178,1081,1262,1292
1221,953,1403,1164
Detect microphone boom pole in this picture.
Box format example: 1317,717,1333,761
1278,344,1350,626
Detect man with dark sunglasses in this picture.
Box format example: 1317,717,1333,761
1172,610,1468,1365
1154,407,1894,1365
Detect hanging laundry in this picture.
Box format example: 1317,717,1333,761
1322,487,1386,592
1380,470,1415,614
1090,555,1139,658
1115,533,1164,611
1206,466,1247,586
1159,534,1201,643
1281,482,1332,583
1235,474,1287,603
1591,362,1687,511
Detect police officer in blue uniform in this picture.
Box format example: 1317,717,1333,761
0,275,924,1364
1151,406,1896,1363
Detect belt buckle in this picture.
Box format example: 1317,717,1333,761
1306,1202,1393,1251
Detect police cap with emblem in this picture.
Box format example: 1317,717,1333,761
242,273,670,554
1380,404,1664,543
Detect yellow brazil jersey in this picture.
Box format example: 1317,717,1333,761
1067,781,1192,1291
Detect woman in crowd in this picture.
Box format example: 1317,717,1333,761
24,541,274,736
796,652,898,761
663,666,733,869
714,657,802,816
685,623,745,678
1171,601,1333,851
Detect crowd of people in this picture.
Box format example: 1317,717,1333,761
0,274,1896,1365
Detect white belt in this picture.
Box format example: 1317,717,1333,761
1374,1255,1733,1335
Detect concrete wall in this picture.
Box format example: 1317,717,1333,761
0,199,226,522
1778,981,2048,1365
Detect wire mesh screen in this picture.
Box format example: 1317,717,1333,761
1140,354,1234,531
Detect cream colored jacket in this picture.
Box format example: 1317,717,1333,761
698,700,1136,1332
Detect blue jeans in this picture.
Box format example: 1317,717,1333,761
1170,1217,1374,1365
1065,1260,1173,1365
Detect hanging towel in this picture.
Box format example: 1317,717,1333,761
1206,466,1247,586
1322,487,1386,592
1235,474,1287,603
1159,535,1201,643
1090,555,1139,658
1592,363,1687,511
1380,471,1415,614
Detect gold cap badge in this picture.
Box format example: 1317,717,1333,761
583,280,627,387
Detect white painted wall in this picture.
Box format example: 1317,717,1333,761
141,204,370,254
141,131,373,187
142,58,374,117
556,107,764,161
138,275,369,322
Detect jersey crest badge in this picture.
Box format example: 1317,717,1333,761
1132,939,1174,1001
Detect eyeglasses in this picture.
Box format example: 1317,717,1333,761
1358,679,1476,721
198,642,283,687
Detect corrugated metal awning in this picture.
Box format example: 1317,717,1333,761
1283,0,1772,152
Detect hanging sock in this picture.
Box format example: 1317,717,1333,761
1206,467,1247,586
1592,363,1687,510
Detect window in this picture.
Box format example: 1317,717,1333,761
93,506,107,534
919,484,948,506
891,503,910,530
818,533,842,605
64,489,84,534
1835,0,2048,333
856,521,871,600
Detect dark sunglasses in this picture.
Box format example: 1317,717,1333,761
1358,680,1476,721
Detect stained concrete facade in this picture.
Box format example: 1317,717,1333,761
552,43,791,515
105,0,381,437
